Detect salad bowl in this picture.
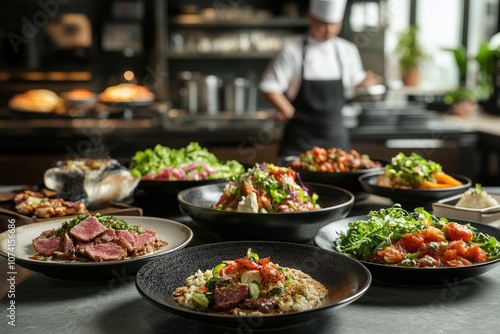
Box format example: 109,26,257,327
177,182,354,243
314,215,500,285
282,153,385,201
359,171,472,209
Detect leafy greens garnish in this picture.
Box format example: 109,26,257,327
336,205,500,261
385,152,442,187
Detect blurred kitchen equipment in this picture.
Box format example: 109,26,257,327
350,84,387,102
224,77,250,114
177,71,201,114
198,75,223,115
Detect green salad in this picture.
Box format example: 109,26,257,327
129,142,244,181
384,152,442,187
336,205,500,267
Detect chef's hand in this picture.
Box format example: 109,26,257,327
261,91,295,122
357,70,382,88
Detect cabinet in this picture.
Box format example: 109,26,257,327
165,1,309,111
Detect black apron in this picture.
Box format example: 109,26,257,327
279,36,349,157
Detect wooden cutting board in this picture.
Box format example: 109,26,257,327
0,201,143,231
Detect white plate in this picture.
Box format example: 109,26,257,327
432,194,500,227
0,216,193,280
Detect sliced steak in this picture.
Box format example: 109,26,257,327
84,242,127,261
63,233,75,255
212,285,249,311
69,216,107,241
95,228,116,243
135,232,156,253
240,298,278,313
114,230,138,253
32,236,63,256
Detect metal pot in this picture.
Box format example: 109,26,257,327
198,75,223,114
177,71,201,114
224,77,249,114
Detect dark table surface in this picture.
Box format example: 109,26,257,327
1,190,500,334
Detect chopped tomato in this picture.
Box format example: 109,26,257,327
398,232,424,253
421,226,446,243
235,258,260,271
444,222,473,242
464,244,487,263
259,264,285,283
257,257,271,266
377,246,405,264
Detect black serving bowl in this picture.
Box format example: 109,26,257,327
177,182,354,243
314,216,500,286
358,171,472,210
282,156,385,201
136,241,371,329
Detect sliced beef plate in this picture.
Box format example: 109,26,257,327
84,242,127,261
212,285,249,311
69,216,107,241
32,235,63,256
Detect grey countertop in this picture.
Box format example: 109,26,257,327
1,194,500,334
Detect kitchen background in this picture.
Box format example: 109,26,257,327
0,0,499,185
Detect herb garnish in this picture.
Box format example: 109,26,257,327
46,213,143,237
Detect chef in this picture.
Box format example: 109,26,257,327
259,0,381,158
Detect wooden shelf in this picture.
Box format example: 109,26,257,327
169,15,308,28
167,52,277,59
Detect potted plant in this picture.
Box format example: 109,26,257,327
443,42,500,117
395,25,427,86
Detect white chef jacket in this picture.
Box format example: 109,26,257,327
259,35,367,101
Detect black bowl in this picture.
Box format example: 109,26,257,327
177,182,354,243
313,216,500,285
135,241,371,329
282,156,385,201
358,171,472,209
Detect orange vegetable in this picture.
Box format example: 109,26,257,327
432,172,463,186
418,181,453,189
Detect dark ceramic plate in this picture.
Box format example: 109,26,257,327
358,171,472,209
0,216,193,281
313,215,500,285
177,182,354,243
135,241,371,329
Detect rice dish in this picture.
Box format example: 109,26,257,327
172,248,327,315
456,186,499,209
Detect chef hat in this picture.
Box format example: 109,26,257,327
309,0,347,23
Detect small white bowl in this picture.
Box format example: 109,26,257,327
432,193,500,227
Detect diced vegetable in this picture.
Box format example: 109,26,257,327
192,292,210,308
248,281,261,299
212,263,226,278
240,270,262,284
